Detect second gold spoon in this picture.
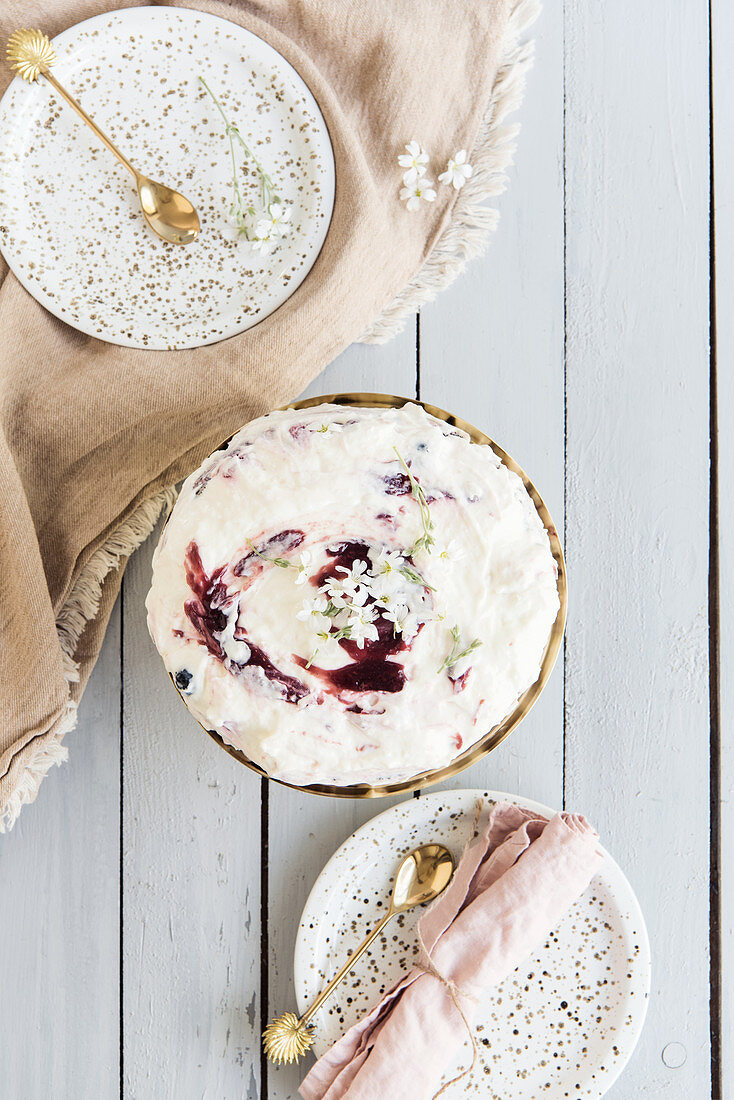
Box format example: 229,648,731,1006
6,28,200,245
263,842,455,1065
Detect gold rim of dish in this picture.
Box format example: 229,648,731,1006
171,393,568,798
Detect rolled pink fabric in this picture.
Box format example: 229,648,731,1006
300,801,603,1100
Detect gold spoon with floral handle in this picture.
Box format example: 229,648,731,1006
6,29,200,245
263,842,455,1065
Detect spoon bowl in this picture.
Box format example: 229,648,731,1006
391,842,455,913
137,176,200,244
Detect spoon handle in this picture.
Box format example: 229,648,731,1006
41,69,136,178
300,909,394,1027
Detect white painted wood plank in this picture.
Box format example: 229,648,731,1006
0,605,121,1100
267,330,418,1099
122,530,263,1100
713,1,731,1094
563,2,711,1096
419,2,565,811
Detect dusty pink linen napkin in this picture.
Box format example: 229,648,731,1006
300,801,603,1100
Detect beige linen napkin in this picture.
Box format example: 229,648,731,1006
0,0,537,829
300,801,603,1100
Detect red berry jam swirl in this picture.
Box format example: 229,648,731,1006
181,536,423,705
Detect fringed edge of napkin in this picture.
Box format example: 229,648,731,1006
0,485,177,832
359,0,540,344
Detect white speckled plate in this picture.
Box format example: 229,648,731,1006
0,7,334,349
295,790,650,1099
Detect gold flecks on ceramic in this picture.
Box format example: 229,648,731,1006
6,29,56,82
0,8,334,349
294,791,650,1099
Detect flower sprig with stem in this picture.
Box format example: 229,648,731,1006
393,447,436,556
438,625,482,675
199,76,285,243
246,538,302,572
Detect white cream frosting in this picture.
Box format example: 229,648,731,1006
146,402,560,786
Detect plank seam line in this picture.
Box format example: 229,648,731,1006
708,3,722,1093
260,778,270,1097
415,310,421,403
414,308,422,800
119,575,125,1100
561,0,568,814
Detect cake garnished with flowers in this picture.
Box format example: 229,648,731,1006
146,402,560,786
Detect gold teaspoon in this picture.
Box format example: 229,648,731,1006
6,29,200,245
263,842,455,1065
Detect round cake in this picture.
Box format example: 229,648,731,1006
146,402,560,786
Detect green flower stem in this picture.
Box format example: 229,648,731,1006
199,76,280,228
393,447,436,555
438,626,482,674
246,538,294,570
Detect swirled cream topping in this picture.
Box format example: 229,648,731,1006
146,402,560,786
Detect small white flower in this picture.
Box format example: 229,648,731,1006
254,202,291,241
267,201,292,237
383,602,410,631
336,560,370,590
323,578,368,611
296,594,329,624
367,569,403,606
437,539,465,564
398,140,430,185
350,601,378,625
295,550,314,585
250,232,275,255
323,580,351,609
371,548,404,576
348,584,370,608
438,149,473,190
347,607,379,649
385,603,421,640
400,178,437,212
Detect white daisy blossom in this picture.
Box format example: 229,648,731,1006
367,569,403,607
322,574,369,610
250,202,291,255
400,178,437,212
347,608,379,649
335,560,370,592
348,584,370,609
254,219,274,238
398,140,429,185
438,149,473,190
266,201,292,238
437,539,465,564
383,602,410,631
349,601,378,625
371,547,405,575
250,232,275,255
322,580,352,609
384,603,420,640
296,594,329,623
400,612,421,641
295,550,314,585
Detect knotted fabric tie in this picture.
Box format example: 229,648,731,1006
414,926,479,1099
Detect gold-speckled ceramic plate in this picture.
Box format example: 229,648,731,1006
190,393,567,798
0,7,334,348
295,790,651,1099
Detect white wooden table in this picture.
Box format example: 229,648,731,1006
1,3,731,1097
